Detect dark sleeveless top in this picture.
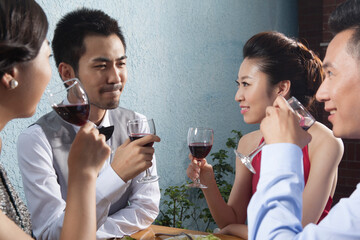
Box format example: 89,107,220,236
251,138,333,223
0,164,32,235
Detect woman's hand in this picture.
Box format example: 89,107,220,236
186,153,215,185
68,122,111,179
218,224,248,239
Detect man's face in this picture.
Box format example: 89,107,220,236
77,34,127,110
316,29,360,138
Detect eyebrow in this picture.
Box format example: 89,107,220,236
92,55,127,62
240,76,253,81
322,62,333,69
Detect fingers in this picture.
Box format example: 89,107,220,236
187,163,199,181
261,96,312,148
80,121,94,131
130,134,161,146
79,122,107,142
118,138,131,148
272,95,288,108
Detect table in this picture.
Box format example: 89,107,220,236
130,225,244,240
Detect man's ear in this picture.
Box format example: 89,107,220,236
277,80,291,97
58,63,76,80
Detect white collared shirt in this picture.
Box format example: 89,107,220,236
17,110,160,240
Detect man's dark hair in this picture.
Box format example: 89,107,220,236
329,0,360,58
52,8,126,74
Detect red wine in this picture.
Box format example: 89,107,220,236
129,133,154,147
53,103,89,126
189,143,213,159
299,116,314,131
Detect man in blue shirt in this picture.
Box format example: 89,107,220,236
248,0,360,239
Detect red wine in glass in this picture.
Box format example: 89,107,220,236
129,133,154,147
47,78,90,126
127,118,159,184
187,127,214,189
52,103,90,126
189,143,213,159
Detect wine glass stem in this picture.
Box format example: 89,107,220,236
194,177,201,184
195,159,202,184
248,141,266,161
145,169,151,177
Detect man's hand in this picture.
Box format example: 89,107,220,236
111,134,161,182
260,96,312,149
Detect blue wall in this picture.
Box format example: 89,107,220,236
0,0,298,202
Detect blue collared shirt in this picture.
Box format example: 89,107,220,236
248,143,360,240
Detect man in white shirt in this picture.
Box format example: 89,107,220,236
248,0,360,239
17,8,161,240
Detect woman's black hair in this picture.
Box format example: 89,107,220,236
243,31,323,108
0,0,48,79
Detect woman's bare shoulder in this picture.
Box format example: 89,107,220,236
237,130,262,155
309,122,343,146
308,121,344,162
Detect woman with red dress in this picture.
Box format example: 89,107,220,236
187,31,344,239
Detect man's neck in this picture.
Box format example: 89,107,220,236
89,106,106,126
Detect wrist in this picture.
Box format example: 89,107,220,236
110,163,130,183
68,168,98,184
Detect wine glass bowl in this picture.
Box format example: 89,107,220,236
287,97,316,131
187,127,214,188
127,118,159,183
47,78,89,126
235,96,316,174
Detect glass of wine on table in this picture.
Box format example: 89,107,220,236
187,127,214,189
47,78,89,126
127,118,159,183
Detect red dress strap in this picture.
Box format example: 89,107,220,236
250,137,332,223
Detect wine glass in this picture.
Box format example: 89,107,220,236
234,96,316,174
47,78,89,126
187,127,214,188
127,118,159,183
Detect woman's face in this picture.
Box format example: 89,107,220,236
234,58,278,124
15,40,52,118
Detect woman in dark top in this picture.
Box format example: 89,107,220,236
0,0,110,239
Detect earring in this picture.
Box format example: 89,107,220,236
9,79,18,89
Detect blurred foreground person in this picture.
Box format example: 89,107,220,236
248,0,360,239
0,0,110,239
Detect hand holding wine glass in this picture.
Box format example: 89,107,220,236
187,127,214,188
47,77,110,175
234,96,315,174
68,122,111,177
261,96,313,148
127,118,159,183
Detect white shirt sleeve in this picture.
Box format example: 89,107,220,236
96,158,160,238
17,125,65,240
247,143,360,240
18,120,160,239
94,111,160,238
